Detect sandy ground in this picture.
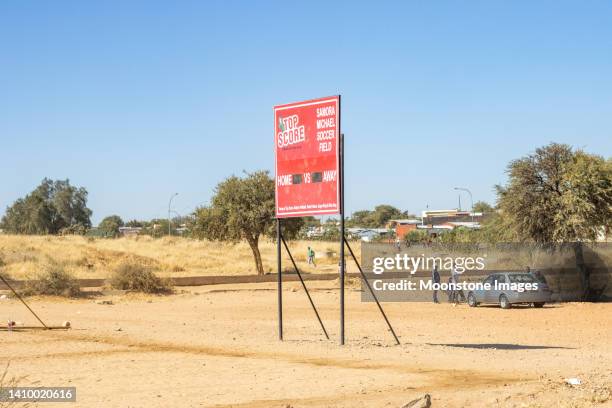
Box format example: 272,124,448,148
1,281,611,408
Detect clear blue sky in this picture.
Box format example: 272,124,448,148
1,1,611,224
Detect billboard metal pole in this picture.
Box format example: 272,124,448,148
339,129,345,345
344,240,400,345
281,236,329,339
277,218,283,341
274,95,341,343
0,274,48,329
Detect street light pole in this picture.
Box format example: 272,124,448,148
454,187,473,222
168,193,179,236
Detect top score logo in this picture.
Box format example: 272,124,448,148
277,114,305,148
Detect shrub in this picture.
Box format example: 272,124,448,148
59,223,88,236
22,262,81,297
109,262,172,294
0,362,30,408
404,230,428,245
0,257,12,282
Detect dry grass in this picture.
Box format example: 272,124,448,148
20,260,81,297
0,362,33,408
0,235,360,279
108,261,172,294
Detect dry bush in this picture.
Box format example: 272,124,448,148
109,261,172,294
331,276,362,289
0,362,33,408
21,261,80,297
0,257,11,282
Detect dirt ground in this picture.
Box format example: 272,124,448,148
1,281,611,408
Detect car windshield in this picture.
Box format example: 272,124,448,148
508,274,536,283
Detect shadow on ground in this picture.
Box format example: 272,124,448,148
427,343,574,350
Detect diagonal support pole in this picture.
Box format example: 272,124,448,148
281,236,329,340
344,239,400,345
0,274,48,329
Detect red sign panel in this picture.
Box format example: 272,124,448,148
274,95,340,218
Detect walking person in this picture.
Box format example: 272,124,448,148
432,265,440,303
307,246,316,267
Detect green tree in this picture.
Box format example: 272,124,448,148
192,171,302,275
140,219,173,237
370,205,404,227
475,212,518,243
98,215,124,237
403,229,428,245
472,201,494,214
301,216,319,228
496,143,611,242
496,143,612,300
266,217,303,241
1,178,92,234
348,210,373,227
125,219,144,228
347,205,405,228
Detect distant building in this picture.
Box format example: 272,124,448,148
118,226,142,237
305,226,325,238
421,209,484,226
387,211,483,239
347,228,390,242
444,221,481,229
387,219,421,238
416,224,453,234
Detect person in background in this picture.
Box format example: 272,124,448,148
432,265,440,303
449,270,457,304
307,246,316,267
395,238,401,251
446,276,454,302
450,266,465,304
530,268,548,285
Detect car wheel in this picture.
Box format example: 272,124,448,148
499,294,511,309
533,302,545,308
467,292,478,307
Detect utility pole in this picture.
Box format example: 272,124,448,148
168,193,178,236
454,187,473,222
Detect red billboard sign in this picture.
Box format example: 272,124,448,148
274,96,340,218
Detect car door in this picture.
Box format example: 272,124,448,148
485,274,502,303
494,274,508,303
480,275,495,303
